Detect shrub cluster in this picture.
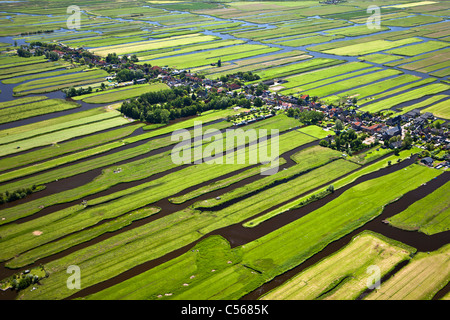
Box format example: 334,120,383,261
291,185,334,210
0,185,40,204
120,86,236,124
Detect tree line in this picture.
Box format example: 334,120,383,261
120,86,249,124
0,185,41,205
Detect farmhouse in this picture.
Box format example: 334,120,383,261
382,125,402,140
420,157,434,166
405,109,421,119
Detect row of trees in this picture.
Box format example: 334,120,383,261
19,29,54,36
291,185,335,210
63,86,93,98
17,45,59,61
218,71,260,83
0,185,40,205
105,52,138,64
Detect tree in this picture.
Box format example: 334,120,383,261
217,59,221,67
287,108,295,117
335,137,341,150
160,109,170,124
347,129,357,141
402,133,413,149
130,54,139,62
17,48,32,58
45,51,59,61
335,119,344,131
254,97,263,108
105,52,120,64
319,140,329,147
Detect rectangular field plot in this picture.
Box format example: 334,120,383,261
0,98,80,125
280,66,380,96
13,69,108,95
382,15,444,27
279,61,373,90
332,74,423,103
136,39,245,62
296,69,402,98
324,25,391,37
359,82,450,113
322,38,423,56
386,40,449,56
260,232,415,300
0,110,131,157
430,67,450,77
254,58,344,81
389,94,448,116
75,83,170,104
1,0,450,303
358,53,404,64
0,55,46,69
396,48,450,71
278,34,345,47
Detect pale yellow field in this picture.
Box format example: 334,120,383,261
260,232,414,300
386,1,438,9
90,34,218,56
366,244,450,300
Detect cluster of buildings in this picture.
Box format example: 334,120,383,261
28,43,449,167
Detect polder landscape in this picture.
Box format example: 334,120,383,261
0,0,449,303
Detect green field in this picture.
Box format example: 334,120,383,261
387,181,450,235
0,0,449,303
13,69,108,95
0,110,131,157
386,41,449,56
322,38,422,56
77,83,170,104
77,164,440,300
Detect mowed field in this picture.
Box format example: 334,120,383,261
260,231,415,300
365,244,450,300
0,0,448,302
